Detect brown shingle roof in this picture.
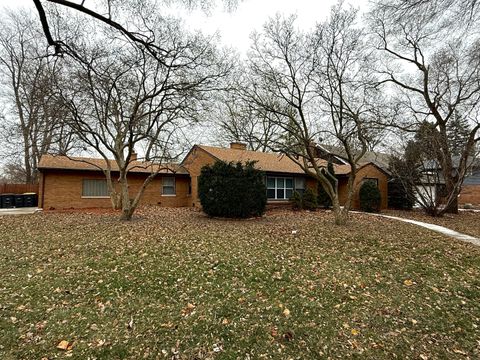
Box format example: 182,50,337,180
38,155,187,174
196,145,353,175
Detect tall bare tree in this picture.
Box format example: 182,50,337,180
0,9,76,184
245,4,384,225
59,17,231,220
212,68,282,151
375,0,479,26
32,0,240,60
370,0,480,215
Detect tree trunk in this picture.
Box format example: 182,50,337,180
110,191,122,210
443,190,459,214
331,195,348,226
119,173,134,221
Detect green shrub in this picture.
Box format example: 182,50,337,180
359,180,381,213
302,188,318,210
318,161,335,209
198,161,267,218
317,184,332,209
289,189,318,211
290,191,303,210
388,178,414,210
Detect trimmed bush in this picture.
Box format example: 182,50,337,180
289,188,318,211
302,188,318,210
359,180,381,213
388,178,414,210
290,191,303,210
198,161,267,218
317,184,332,209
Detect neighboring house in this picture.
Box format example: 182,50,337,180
412,157,480,207
459,161,480,206
38,142,389,210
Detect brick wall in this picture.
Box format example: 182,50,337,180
337,164,389,210
39,170,190,210
181,147,217,207
459,185,480,206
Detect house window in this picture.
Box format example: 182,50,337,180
295,177,305,194
162,177,176,196
266,176,295,200
82,179,108,197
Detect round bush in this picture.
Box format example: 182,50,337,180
302,188,318,210
290,191,303,210
388,178,414,210
317,183,332,209
359,181,381,213
198,161,267,218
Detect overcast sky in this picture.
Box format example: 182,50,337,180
10,0,368,53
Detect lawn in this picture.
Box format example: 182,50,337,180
0,207,479,359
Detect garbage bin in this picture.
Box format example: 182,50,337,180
23,193,38,207
1,194,15,208
14,194,25,208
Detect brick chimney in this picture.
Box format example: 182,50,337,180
230,142,247,150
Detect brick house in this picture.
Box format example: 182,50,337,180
38,143,389,210
458,160,480,206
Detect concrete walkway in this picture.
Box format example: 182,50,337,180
459,208,480,213
0,207,41,216
360,212,480,247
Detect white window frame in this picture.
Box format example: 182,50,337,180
162,177,176,196
266,176,295,200
81,179,110,198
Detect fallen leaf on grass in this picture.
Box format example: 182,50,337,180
161,322,175,328
56,340,73,351
403,279,414,286
283,308,291,317
282,331,294,341
181,303,196,316
270,327,278,337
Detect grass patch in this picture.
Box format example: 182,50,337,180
0,207,479,359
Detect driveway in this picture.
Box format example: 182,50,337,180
0,207,41,216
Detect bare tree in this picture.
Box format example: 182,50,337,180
245,5,384,225
374,0,479,26
390,123,451,215
212,69,282,151
32,0,240,60
313,4,386,217
0,9,77,184
370,0,480,215
59,18,230,220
